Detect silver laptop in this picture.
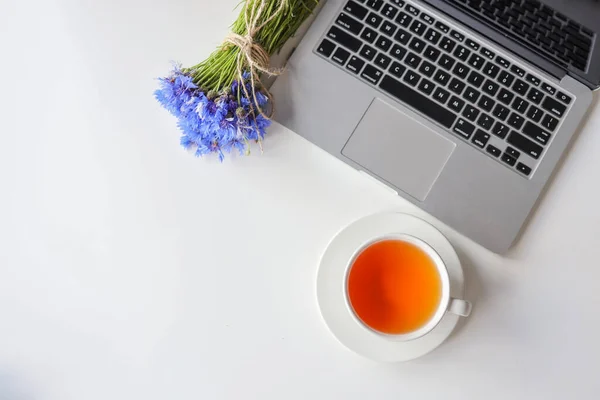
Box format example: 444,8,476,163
271,0,599,253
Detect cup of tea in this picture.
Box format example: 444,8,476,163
345,234,471,341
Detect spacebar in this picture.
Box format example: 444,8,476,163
379,75,457,129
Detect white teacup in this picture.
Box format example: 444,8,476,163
344,234,472,341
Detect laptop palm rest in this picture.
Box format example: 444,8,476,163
342,99,456,202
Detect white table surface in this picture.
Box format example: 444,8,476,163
2,0,599,399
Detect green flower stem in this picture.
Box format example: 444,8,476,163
184,0,320,93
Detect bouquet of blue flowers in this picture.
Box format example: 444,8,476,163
155,0,320,160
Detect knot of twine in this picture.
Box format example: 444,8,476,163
223,0,288,120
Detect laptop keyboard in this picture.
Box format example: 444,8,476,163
315,0,574,177
441,0,596,72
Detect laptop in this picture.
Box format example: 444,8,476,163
270,0,599,253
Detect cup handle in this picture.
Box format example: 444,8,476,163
448,298,472,317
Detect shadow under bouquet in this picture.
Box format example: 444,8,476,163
155,0,321,160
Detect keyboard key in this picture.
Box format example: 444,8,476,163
526,105,543,122
409,37,426,53
496,56,510,69
395,11,413,27
487,145,501,157
541,114,559,131
463,86,480,103
365,0,383,10
332,47,351,65
454,45,471,61
510,65,526,77
482,80,499,96
366,12,383,28
512,97,530,114
508,113,525,129
454,118,475,139
498,71,515,87
380,20,398,36
405,5,419,16
526,74,541,86
492,104,510,121
483,62,500,78
498,88,515,105
449,96,465,112
463,105,480,121
346,56,366,74
327,27,362,52
435,21,450,33
523,121,551,145
418,78,435,95
434,70,451,86
450,30,465,42
472,129,490,148
381,3,399,19
390,44,407,61
542,97,567,118
467,71,485,88
389,61,406,78
541,83,556,95
375,35,392,51
336,13,365,35
424,28,441,44
505,146,521,159
419,61,436,77
405,52,422,68
449,78,466,95
513,79,530,96
390,0,406,6
501,153,517,166
438,54,455,70
410,20,427,35
507,131,544,159
478,95,495,112
360,27,378,43
406,5,420,17
453,63,470,79
466,39,480,51
317,39,336,57
492,122,510,138
433,87,450,104
440,37,456,53
424,46,441,61
481,48,495,60
516,162,532,176
468,54,486,69
361,64,384,84
379,75,458,128
420,13,435,25
477,113,495,130
556,91,572,104
343,1,369,20
527,88,544,104
374,53,392,69
403,70,421,86
359,44,377,61
394,28,411,44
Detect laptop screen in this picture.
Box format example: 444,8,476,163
426,0,600,88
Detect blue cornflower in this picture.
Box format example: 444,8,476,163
156,67,273,160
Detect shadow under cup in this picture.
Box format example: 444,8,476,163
345,235,452,341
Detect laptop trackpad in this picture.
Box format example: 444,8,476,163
342,99,456,201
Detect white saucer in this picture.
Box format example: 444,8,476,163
316,213,466,362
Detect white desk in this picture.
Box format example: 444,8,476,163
1,0,599,399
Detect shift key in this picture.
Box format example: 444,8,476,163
507,131,544,159
327,26,362,52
